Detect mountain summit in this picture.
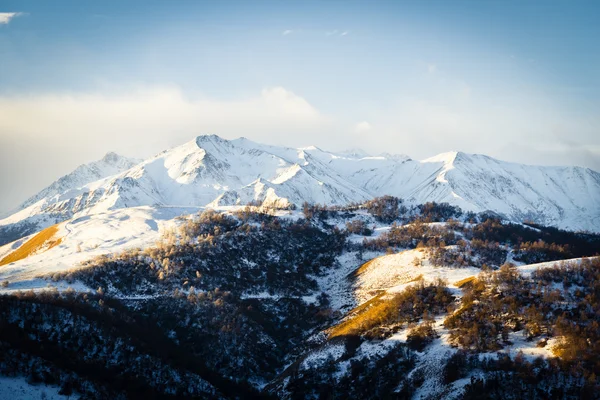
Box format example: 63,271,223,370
17,151,139,211
0,134,598,245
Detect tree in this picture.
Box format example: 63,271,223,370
302,202,314,220
365,196,401,222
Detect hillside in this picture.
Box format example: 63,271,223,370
0,200,599,398
0,136,598,398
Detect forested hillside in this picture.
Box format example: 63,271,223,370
1,198,599,399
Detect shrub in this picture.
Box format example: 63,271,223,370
418,202,462,222
406,320,437,351
345,220,373,236
365,196,401,223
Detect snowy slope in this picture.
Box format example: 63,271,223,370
345,151,600,231
0,376,75,400
413,152,600,232
0,206,192,292
1,135,598,243
277,245,584,399
353,248,481,303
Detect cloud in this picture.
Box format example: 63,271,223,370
427,64,437,73
0,86,339,212
326,30,349,37
346,90,600,172
0,86,328,147
0,12,23,24
282,30,293,35
355,121,372,134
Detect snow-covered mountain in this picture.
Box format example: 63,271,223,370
0,134,598,244
0,152,139,245
346,150,600,231
17,152,140,211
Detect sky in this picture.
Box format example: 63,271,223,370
0,0,599,213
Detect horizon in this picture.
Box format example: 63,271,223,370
1,0,599,213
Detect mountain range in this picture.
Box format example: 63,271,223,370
1,134,600,399
1,134,598,246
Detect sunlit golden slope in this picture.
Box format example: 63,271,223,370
0,224,62,266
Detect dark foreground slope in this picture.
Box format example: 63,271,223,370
1,200,599,399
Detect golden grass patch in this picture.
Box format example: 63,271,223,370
0,224,62,266
345,291,386,317
407,274,424,283
331,277,420,338
352,258,378,277
330,279,454,339
329,293,394,338
454,276,476,288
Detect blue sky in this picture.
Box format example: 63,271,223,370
0,0,599,212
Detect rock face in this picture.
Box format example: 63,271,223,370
1,134,599,245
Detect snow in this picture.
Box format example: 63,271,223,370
7,152,139,217
0,233,36,260
354,249,481,303
300,344,346,370
406,317,460,400
2,135,598,245
496,331,555,360
0,375,76,399
342,308,554,399
0,278,91,294
0,206,194,293
240,291,281,300
317,250,384,312
516,256,598,277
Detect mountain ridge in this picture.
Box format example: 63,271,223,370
17,151,140,211
0,134,598,245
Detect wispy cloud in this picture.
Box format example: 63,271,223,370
0,12,23,25
326,30,349,37
427,64,437,73
282,29,293,36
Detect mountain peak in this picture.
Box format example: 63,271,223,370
102,151,123,163
338,148,371,158
299,145,320,151
195,134,227,145
421,151,462,164
14,152,139,212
